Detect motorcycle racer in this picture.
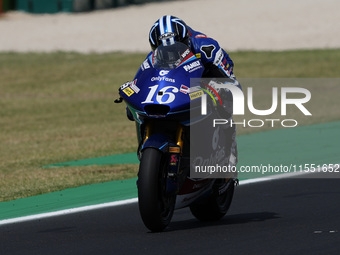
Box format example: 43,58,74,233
149,15,237,81
122,15,240,167
148,15,240,167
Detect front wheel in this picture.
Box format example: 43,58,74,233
137,148,176,232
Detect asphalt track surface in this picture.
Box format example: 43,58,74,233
1,174,339,255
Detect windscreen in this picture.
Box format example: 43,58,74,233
152,42,192,70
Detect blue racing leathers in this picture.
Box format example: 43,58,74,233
187,27,240,167
187,26,236,80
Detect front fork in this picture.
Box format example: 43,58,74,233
138,121,184,195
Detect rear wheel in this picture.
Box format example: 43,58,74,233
190,179,235,221
137,148,176,232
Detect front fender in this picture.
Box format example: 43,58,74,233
141,133,170,153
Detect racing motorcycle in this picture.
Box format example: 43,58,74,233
115,42,237,232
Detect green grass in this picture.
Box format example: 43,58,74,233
0,49,339,201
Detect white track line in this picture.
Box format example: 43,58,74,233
238,170,314,185
0,198,138,226
0,170,328,226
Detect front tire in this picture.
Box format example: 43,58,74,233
137,148,175,232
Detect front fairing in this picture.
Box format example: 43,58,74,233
119,43,205,123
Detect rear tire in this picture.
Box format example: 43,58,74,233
137,148,175,232
190,179,235,221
